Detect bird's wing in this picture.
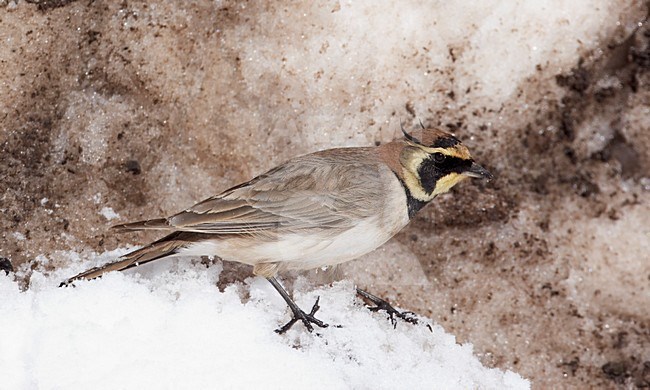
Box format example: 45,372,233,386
166,149,386,235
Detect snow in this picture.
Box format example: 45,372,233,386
99,207,120,221
0,249,529,390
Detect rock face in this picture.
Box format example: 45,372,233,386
1,1,648,388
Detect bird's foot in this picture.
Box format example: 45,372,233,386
275,296,329,334
356,288,420,328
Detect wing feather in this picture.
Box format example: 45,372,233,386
166,148,386,235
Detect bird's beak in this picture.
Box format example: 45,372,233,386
463,162,493,181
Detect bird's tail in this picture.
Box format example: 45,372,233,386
111,218,170,232
59,232,187,287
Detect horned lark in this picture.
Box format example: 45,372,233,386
61,125,492,333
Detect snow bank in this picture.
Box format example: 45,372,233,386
1,250,529,390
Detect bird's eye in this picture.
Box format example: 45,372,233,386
433,153,446,163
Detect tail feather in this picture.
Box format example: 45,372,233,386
60,232,187,287
111,218,170,232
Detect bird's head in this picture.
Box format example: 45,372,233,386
395,126,493,203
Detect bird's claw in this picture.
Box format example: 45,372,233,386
275,296,329,334
356,288,420,328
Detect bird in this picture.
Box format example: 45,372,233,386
61,125,493,333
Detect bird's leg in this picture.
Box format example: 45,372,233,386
266,277,329,334
356,288,419,328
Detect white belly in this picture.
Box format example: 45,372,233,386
179,175,411,271
181,217,408,271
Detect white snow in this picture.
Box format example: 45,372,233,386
1,249,529,390
99,207,120,221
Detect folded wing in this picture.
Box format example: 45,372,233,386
117,149,386,236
